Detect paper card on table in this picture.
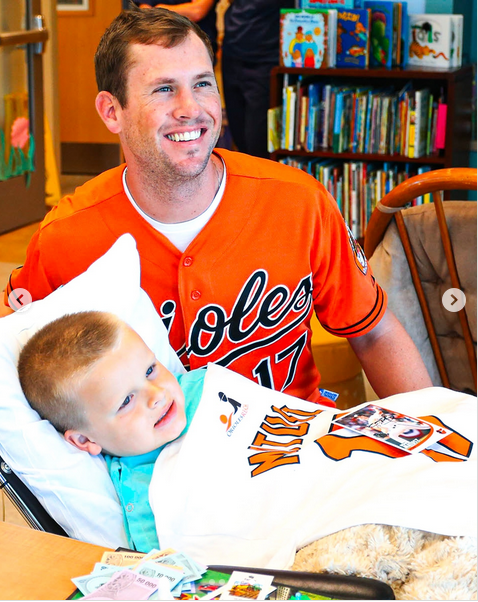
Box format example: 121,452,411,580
153,551,205,582
219,571,275,600
147,578,180,601
100,550,146,566
132,548,177,566
200,584,230,601
81,569,161,600
72,567,123,596
133,560,184,591
91,563,125,575
332,403,451,453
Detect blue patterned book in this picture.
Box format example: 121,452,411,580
336,8,371,68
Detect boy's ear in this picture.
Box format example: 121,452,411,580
64,430,103,456
95,91,123,135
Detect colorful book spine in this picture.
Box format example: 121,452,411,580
391,1,402,67
399,1,408,66
306,82,322,151
450,14,463,68
407,96,416,158
413,87,430,158
435,100,447,150
364,1,395,68
267,107,282,153
280,74,289,149
332,90,344,152
300,0,364,8
336,8,371,68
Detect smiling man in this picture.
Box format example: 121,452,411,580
4,6,433,403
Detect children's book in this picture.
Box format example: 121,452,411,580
399,2,409,66
280,9,336,69
363,1,395,68
408,14,457,68
435,98,447,149
450,14,463,68
306,82,323,151
391,2,402,66
300,0,364,8
267,107,282,153
413,87,430,158
336,8,371,68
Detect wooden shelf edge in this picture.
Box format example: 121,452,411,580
270,150,446,164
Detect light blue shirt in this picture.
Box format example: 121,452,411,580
105,369,206,552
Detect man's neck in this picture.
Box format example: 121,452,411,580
124,154,223,224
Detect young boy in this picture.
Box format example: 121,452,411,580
18,311,205,551
18,312,476,568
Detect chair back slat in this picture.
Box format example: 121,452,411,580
364,167,477,392
394,211,451,388
433,192,477,387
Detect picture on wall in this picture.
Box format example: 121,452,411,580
57,0,91,11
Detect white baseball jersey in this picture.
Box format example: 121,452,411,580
150,364,477,568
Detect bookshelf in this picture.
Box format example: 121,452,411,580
269,65,474,236
270,65,473,169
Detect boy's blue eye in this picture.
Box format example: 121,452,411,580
146,363,156,377
120,395,132,410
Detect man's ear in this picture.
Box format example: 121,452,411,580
64,430,103,456
95,91,123,135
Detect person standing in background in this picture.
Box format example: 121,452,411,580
134,0,219,58
221,0,294,158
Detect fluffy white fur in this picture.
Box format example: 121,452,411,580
293,525,477,600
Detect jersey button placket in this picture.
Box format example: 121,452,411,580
191,290,201,301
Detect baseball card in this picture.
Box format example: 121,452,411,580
332,403,451,453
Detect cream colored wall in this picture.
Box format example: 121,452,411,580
57,2,122,145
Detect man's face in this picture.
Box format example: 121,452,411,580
115,33,222,183
74,324,186,457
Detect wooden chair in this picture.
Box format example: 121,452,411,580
364,168,477,393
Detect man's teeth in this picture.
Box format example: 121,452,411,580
167,130,201,142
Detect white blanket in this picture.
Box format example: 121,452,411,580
150,364,477,569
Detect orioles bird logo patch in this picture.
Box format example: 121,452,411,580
346,223,368,275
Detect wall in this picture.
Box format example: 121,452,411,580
57,1,122,172
57,2,121,145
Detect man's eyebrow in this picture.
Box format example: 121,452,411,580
148,71,215,87
195,71,216,80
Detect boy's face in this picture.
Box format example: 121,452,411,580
66,324,186,457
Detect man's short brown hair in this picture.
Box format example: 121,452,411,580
94,4,214,108
18,312,121,434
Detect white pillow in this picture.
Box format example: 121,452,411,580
0,234,185,547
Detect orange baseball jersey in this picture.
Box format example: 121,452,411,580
6,149,386,402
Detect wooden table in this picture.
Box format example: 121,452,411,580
0,521,112,600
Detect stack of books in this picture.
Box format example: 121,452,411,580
277,158,434,238
268,75,448,159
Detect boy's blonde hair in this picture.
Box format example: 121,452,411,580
18,311,121,433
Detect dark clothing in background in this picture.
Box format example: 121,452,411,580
221,0,295,158
133,0,219,56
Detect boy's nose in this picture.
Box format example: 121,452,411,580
147,383,164,409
